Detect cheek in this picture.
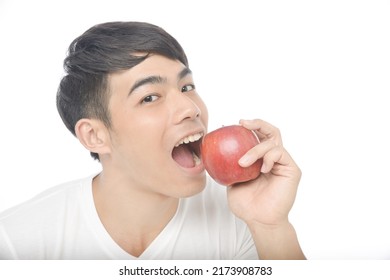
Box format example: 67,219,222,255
197,97,209,128
111,127,167,179
110,109,169,159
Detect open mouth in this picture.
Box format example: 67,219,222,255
172,132,204,168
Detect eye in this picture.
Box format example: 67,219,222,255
141,95,159,104
181,84,196,93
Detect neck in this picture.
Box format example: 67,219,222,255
92,171,179,257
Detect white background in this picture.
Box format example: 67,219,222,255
0,0,389,260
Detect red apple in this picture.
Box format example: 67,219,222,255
201,125,262,186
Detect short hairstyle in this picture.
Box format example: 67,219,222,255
56,21,189,160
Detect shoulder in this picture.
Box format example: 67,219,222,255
0,175,93,221
0,174,96,240
0,174,96,259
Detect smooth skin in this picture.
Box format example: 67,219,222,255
75,54,305,259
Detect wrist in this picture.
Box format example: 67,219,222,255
246,217,291,232
247,219,306,260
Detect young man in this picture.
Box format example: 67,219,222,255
0,22,305,259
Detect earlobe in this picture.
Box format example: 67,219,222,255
75,119,111,156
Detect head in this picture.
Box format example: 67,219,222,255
57,21,189,161
57,22,208,197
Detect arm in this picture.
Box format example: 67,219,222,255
228,119,305,260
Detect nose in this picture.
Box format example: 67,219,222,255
171,93,201,124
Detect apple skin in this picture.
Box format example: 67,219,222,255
201,125,263,186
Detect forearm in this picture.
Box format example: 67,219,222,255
249,220,306,260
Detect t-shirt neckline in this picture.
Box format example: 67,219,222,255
80,173,183,259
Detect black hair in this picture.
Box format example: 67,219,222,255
56,21,188,160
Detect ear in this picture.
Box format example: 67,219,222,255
75,118,111,156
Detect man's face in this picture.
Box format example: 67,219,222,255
106,54,208,198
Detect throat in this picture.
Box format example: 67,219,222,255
93,174,180,257
114,199,179,257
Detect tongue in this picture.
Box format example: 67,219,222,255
172,145,195,168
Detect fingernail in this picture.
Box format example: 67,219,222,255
261,163,267,173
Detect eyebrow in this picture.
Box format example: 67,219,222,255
128,67,192,95
178,67,192,80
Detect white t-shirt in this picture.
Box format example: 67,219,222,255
0,174,257,260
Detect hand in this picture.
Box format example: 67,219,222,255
227,119,302,228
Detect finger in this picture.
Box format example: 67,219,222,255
239,119,282,145
261,146,294,173
238,139,276,167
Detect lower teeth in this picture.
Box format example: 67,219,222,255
192,151,201,166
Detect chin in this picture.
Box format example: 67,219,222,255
174,172,207,198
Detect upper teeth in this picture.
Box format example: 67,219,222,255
175,132,204,147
